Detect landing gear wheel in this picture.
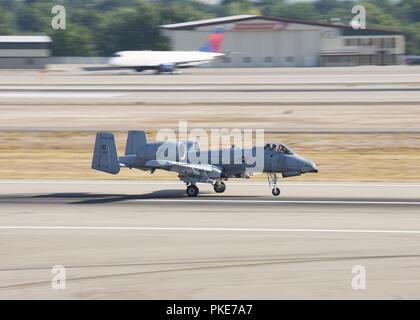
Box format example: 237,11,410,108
186,185,199,197
272,187,280,196
213,181,226,193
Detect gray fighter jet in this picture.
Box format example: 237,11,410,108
92,131,318,197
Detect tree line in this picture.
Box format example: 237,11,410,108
0,0,419,56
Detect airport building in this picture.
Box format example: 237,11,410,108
0,35,51,69
160,15,405,67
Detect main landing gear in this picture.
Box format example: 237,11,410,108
267,172,281,197
186,181,226,197
186,184,199,197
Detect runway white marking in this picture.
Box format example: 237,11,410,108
0,93,123,98
1,225,420,235
129,199,420,205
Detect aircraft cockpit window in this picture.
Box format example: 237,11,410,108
111,53,122,58
265,143,276,151
277,144,294,155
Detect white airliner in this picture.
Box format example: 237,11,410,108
84,29,225,73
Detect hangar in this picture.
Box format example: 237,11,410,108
160,15,405,67
0,35,51,69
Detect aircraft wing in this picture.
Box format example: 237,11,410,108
145,159,221,176
82,66,132,72
174,60,214,68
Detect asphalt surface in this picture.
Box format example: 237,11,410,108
1,180,420,299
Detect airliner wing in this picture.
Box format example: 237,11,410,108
175,60,214,68
82,66,132,71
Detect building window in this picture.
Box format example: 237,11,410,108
243,57,252,63
25,58,35,65
391,37,396,48
330,56,340,63
264,56,273,63
0,42,49,49
360,38,370,46
345,38,362,46
384,38,395,48
285,56,294,63
222,56,231,63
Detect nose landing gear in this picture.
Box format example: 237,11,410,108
213,181,226,193
272,187,280,196
267,172,281,196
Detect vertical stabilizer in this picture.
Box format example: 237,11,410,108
125,130,147,155
199,27,225,53
92,132,120,174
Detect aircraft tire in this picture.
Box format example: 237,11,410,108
272,187,281,196
214,181,226,193
187,185,199,197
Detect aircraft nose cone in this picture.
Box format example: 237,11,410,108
302,161,318,173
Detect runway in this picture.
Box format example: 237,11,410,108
1,66,420,106
0,66,419,133
1,180,420,299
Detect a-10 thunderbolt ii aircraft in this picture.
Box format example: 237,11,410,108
92,131,318,197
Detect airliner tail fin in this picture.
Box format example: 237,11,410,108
199,27,225,53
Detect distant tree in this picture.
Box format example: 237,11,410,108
403,22,420,54
269,3,315,20
15,1,51,33
359,1,402,29
49,25,98,56
160,2,214,25
95,2,165,55
0,0,418,56
399,0,420,23
0,10,15,34
222,0,261,16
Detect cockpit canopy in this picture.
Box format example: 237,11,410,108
264,143,294,155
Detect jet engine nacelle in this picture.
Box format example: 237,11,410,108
159,63,175,73
137,140,199,163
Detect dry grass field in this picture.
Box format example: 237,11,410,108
1,131,419,181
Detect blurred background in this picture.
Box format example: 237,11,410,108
2,0,420,300
0,0,419,63
0,0,419,181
